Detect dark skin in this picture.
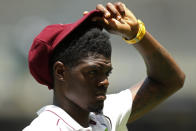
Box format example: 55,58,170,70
53,54,112,127
53,2,185,128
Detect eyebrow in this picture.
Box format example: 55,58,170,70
98,64,113,72
87,64,113,71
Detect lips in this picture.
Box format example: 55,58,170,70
95,85,107,100
96,95,106,100
96,92,107,100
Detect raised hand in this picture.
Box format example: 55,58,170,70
94,2,139,40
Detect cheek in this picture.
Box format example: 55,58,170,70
64,73,95,109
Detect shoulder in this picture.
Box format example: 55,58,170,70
23,105,80,131
23,109,60,131
23,105,74,131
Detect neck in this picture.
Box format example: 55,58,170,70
53,95,90,127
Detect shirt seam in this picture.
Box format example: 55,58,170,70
45,109,76,130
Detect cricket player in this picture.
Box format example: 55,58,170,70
23,2,185,131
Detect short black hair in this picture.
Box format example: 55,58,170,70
49,22,112,78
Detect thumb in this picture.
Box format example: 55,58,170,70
83,11,89,16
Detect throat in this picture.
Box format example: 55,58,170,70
53,95,90,127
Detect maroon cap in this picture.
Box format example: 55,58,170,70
28,10,102,89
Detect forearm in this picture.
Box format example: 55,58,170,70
126,32,185,123
94,2,186,124
133,31,185,89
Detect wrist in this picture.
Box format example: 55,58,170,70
123,22,139,40
122,19,146,44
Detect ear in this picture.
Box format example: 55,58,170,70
53,61,67,81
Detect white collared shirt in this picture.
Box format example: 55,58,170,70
23,89,132,131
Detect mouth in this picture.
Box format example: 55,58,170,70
95,85,107,101
96,92,107,101
96,95,106,100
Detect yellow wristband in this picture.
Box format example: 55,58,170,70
123,19,146,44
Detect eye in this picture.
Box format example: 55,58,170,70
88,70,98,76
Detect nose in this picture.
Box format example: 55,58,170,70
98,78,109,89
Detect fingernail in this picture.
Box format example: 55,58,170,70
83,11,88,15
117,16,121,20
105,12,110,17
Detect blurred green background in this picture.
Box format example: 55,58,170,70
0,0,195,130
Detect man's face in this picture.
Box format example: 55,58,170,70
62,54,112,113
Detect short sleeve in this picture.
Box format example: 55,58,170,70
103,89,133,131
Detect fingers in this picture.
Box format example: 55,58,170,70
94,2,139,38
114,2,126,17
83,11,89,16
96,4,111,18
106,2,121,20
92,16,110,25
96,2,126,20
